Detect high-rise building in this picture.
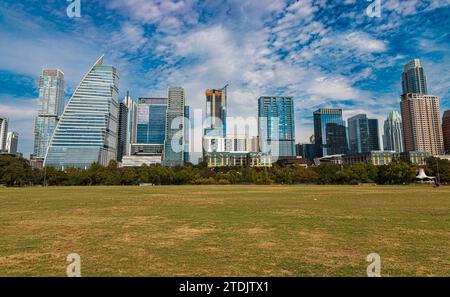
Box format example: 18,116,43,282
443,110,450,154
163,86,186,167
122,92,137,156
258,96,296,159
0,116,8,152
135,97,167,153
383,111,404,153
45,55,119,169
313,108,348,157
184,105,190,163
402,59,428,94
368,119,380,151
32,69,65,161
400,93,444,155
348,114,370,153
204,86,227,137
6,131,19,154
116,100,129,162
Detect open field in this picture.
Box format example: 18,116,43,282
0,185,449,276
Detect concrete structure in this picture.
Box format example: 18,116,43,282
5,131,19,154
258,96,296,159
203,135,259,154
121,155,162,167
442,110,450,154
45,56,119,169
0,116,8,152
383,110,404,153
32,69,65,164
400,93,444,155
313,108,348,157
204,86,227,137
205,152,272,168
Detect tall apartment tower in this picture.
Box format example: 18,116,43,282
204,86,227,137
32,69,65,161
313,108,348,157
0,116,8,152
6,131,19,154
402,59,428,94
258,96,296,159
443,110,450,154
400,59,444,155
45,55,120,169
163,86,186,167
383,110,404,153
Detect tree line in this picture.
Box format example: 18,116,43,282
1,155,449,187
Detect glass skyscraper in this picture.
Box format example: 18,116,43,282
163,86,186,167
258,96,296,158
184,105,190,163
348,114,380,153
368,119,380,151
313,108,348,157
117,100,129,162
44,55,119,169
134,97,167,155
402,59,428,94
33,69,65,160
383,110,404,153
348,114,370,153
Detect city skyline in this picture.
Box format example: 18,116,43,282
0,1,449,157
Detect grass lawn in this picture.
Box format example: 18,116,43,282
0,185,449,276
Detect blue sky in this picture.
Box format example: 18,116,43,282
0,0,449,157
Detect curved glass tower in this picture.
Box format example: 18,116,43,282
44,55,119,169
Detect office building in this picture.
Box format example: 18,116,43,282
313,108,348,157
32,69,65,161
348,114,370,153
443,110,450,154
45,55,119,169
205,152,272,168
204,86,227,137
163,86,186,167
383,111,404,153
184,105,190,163
0,116,8,152
402,59,428,94
400,93,444,155
368,119,380,151
258,96,296,159
6,131,19,154
122,92,137,156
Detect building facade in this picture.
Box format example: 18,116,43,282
402,59,428,95
45,56,119,169
400,93,444,155
383,110,404,153
205,152,272,168
33,69,65,161
313,108,348,157
442,110,450,154
348,114,370,153
368,119,380,151
163,86,186,167
116,100,129,162
5,132,19,154
204,86,227,137
258,96,296,159
0,116,8,152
